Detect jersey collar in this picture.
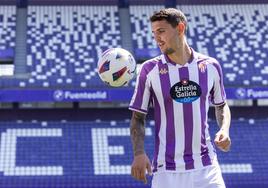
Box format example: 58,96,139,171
161,48,196,67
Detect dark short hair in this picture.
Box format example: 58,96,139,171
150,8,187,29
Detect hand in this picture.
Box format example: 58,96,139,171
131,153,152,184
214,129,231,152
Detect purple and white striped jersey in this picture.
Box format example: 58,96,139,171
129,49,226,172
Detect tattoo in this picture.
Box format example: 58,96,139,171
215,104,224,127
215,102,231,130
130,111,146,156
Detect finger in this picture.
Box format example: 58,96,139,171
225,143,231,151
217,138,227,147
131,167,134,177
214,135,220,145
146,163,152,175
133,167,141,180
132,167,138,180
140,171,147,184
218,144,227,151
220,144,230,152
143,176,147,184
218,140,231,151
139,168,147,184
218,136,230,146
222,139,231,150
220,135,228,141
216,139,228,148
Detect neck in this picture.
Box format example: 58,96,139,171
167,42,192,66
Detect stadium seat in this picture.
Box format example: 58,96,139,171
1,4,268,89
0,6,16,52
130,4,268,87
23,6,122,88
0,119,267,188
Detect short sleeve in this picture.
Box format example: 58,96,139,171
210,61,226,106
129,63,153,114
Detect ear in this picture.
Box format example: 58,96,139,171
177,22,185,35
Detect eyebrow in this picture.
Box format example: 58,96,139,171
152,28,165,33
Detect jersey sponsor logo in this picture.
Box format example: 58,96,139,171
170,79,202,103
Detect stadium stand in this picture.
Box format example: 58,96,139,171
129,5,164,50
0,0,16,5
129,4,268,87
27,0,119,5
179,5,268,87
23,6,121,88
176,0,268,5
0,6,16,54
0,1,268,188
0,119,267,188
128,0,165,5
1,2,268,89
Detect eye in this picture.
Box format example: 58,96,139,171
152,29,165,38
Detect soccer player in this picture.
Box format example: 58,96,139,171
129,8,231,188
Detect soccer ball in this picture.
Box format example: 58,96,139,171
97,48,136,87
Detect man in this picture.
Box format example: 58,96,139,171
129,8,231,188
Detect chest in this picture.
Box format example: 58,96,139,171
150,64,214,104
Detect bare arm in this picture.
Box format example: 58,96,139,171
215,102,231,132
214,102,231,152
130,111,146,156
130,111,152,184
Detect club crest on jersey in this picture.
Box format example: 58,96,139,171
170,79,202,103
198,62,207,73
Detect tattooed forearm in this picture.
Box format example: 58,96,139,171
215,102,231,131
130,111,146,156
215,104,224,127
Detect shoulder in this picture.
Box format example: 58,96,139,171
195,52,219,65
140,56,161,74
195,52,222,71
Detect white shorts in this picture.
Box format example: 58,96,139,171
151,164,226,188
